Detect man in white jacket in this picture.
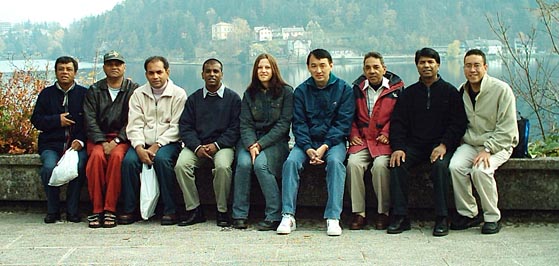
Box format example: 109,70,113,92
119,56,187,226
449,49,518,234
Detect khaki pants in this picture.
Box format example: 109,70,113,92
449,143,512,222
346,149,390,215
174,147,234,213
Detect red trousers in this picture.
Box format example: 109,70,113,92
86,140,129,214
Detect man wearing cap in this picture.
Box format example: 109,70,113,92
83,50,139,228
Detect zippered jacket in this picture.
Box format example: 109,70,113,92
292,73,355,151
348,71,404,156
390,76,467,152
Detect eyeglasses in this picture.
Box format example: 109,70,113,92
463,63,484,70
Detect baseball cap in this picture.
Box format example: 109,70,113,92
103,50,125,63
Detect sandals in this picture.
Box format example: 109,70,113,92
103,212,117,228
88,213,102,229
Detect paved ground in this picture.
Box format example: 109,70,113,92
1,207,558,266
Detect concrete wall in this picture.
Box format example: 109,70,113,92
1,154,558,210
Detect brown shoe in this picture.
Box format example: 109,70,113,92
349,214,366,230
161,214,178,226
375,214,389,230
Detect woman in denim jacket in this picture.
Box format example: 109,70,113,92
231,54,294,230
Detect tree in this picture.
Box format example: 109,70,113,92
487,0,559,141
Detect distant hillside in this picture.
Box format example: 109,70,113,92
6,0,541,62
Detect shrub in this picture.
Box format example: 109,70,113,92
0,66,47,154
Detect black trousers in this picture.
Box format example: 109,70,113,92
390,145,452,217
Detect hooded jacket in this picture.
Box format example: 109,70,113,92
292,73,355,151
348,71,404,156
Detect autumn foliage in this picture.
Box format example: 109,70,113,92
0,68,47,154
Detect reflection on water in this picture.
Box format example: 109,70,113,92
123,58,489,96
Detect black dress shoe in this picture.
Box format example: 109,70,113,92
387,216,411,234
216,211,231,227
256,220,280,231
44,213,61,224
178,207,206,226
481,221,501,234
433,216,449,237
232,219,248,229
450,214,482,230
66,213,81,223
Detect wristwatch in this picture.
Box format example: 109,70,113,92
484,146,491,153
114,137,121,144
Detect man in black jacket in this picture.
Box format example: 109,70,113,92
387,48,467,237
83,51,139,228
31,56,88,224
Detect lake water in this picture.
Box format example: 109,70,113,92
0,58,550,136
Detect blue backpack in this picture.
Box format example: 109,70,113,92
511,114,530,158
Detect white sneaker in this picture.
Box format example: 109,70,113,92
276,214,296,235
326,219,342,236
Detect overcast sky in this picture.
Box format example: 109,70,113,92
0,0,122,27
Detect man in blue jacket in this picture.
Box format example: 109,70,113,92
276,49,355,236
31,56,88,224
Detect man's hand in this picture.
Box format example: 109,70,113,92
390,150,406,167
349,136,363,146
249,143,261,164
196,145,212,159
135,146,153,165
474,150,491,168
60,113,75,127
102,140,117,156
70,140,83,151
147,144,160,161
430,144,447,163
306,146,326,165
204,143,219,157
376,134,389,145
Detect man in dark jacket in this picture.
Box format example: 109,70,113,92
347,51,404,231
387,48,467,237
31,56,87,224
174,58,241,227
83,51,139,228
276,49,355,236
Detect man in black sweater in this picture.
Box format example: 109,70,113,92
387,48,467,237
175,58,241,227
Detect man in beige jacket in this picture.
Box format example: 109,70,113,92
449,49,518,234
119,56,187,226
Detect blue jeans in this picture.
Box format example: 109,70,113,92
121,143,181,215
39,149,87,215
281,143,347,219
232,148,281,222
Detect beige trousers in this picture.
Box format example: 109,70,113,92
174,147,234,213
346,149,390,216
449,143,512,222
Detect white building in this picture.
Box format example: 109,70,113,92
254,27,273,42
212,22,233,41
281,27,305,40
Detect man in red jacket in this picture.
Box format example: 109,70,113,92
346,51,404,230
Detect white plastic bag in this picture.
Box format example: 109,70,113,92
48,148,79,186
140,164,160,220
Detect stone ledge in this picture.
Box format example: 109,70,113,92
1,154,558,210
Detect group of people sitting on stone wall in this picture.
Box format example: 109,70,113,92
31,47,518,236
